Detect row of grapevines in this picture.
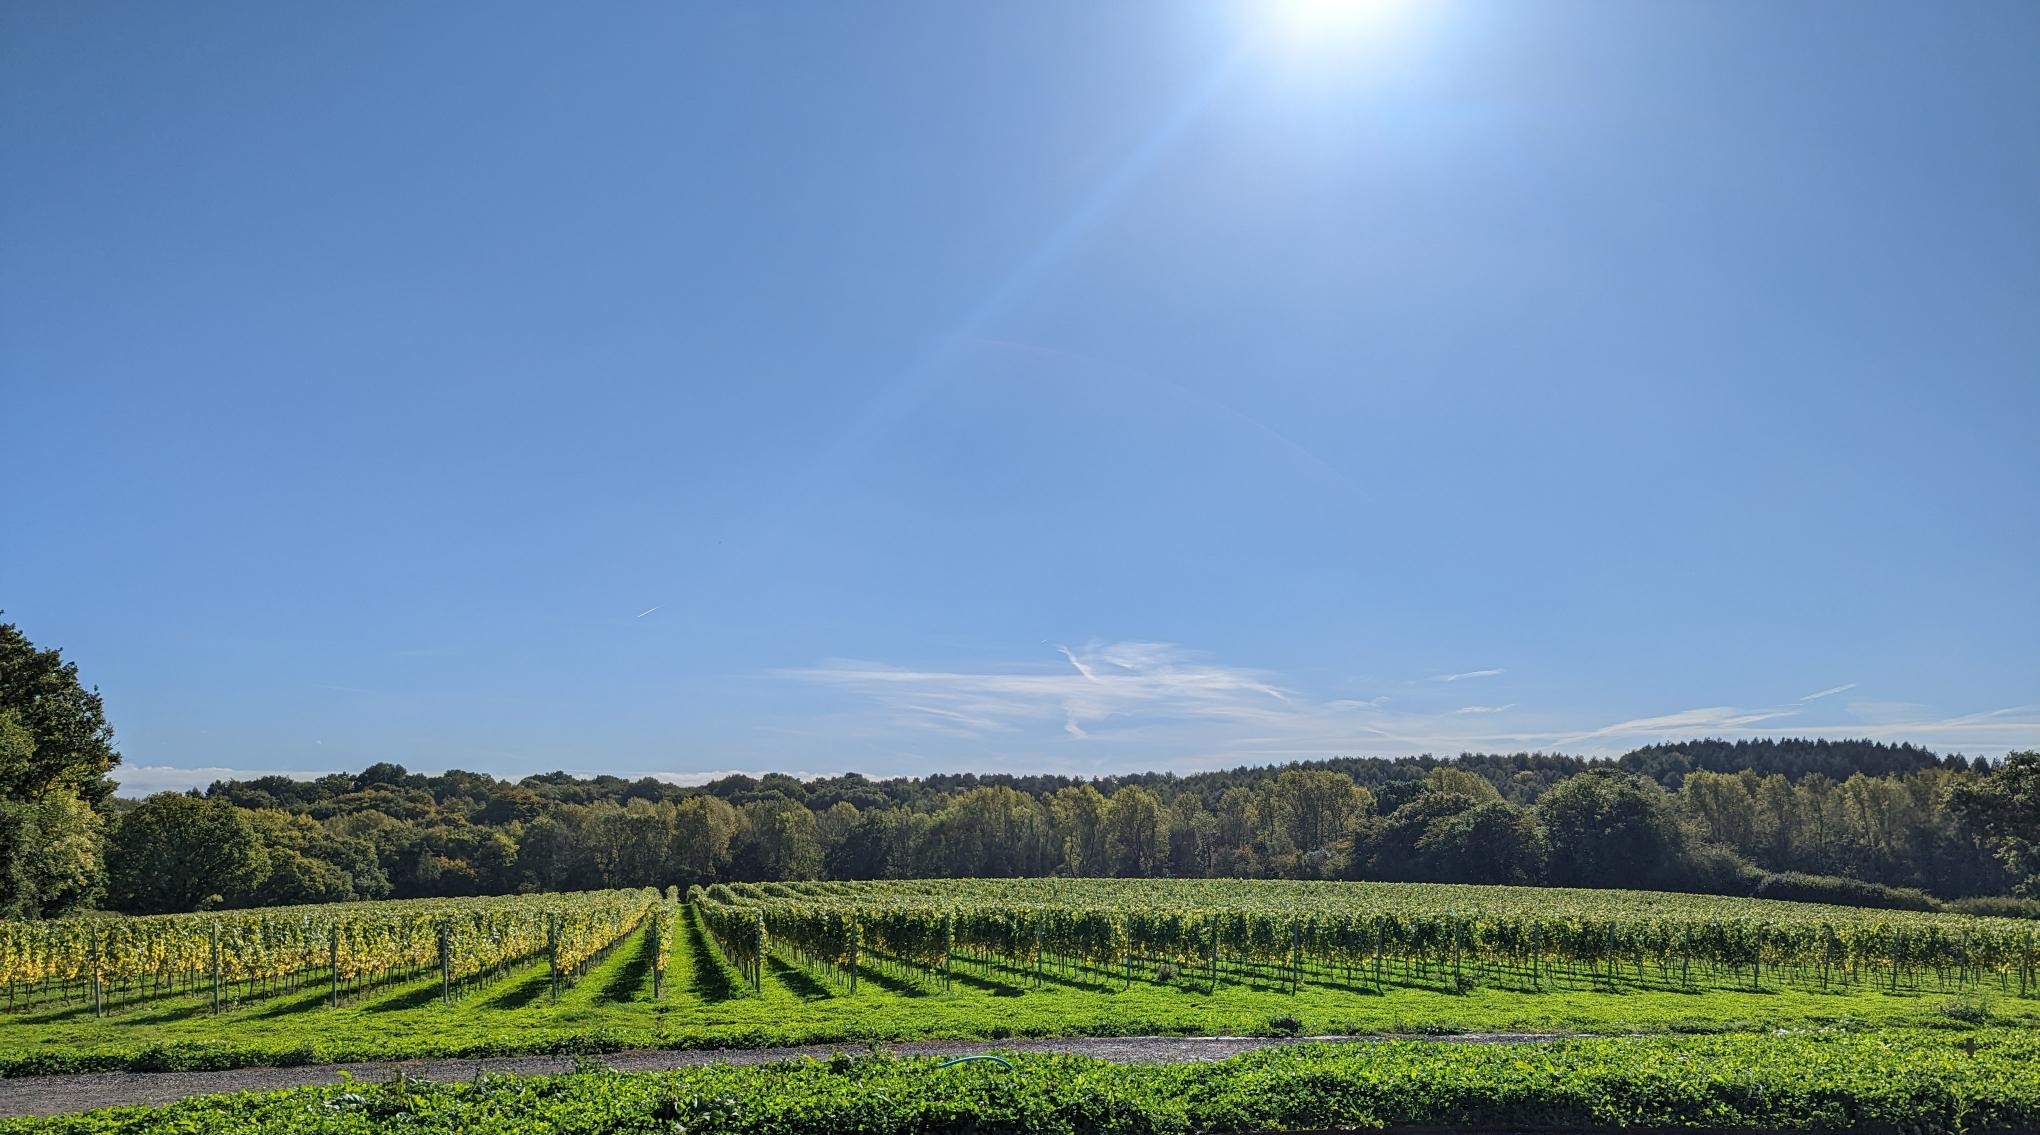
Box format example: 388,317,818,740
0,888,660,1013
694,877,2040,996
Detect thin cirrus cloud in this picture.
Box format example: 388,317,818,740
782,641,1298,744
1553,706,1805,745
782,641,2040,768
111,764,344,795
1431,669,1504,682
105,650,2040,795
1800,683,1858,701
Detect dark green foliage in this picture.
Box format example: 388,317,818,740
1950,752,2040,897
1754,871,1939,912
1357,792,1546,884
0,622,120,805
0,622,118,918
1534,771,1689,890
1946,896,2040,920
1622,738,1946,786
6,1031,2038,1134
103,794,266,913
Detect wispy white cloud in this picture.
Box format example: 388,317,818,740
112,765,343,796
780,642,2040,771
784,641,1295,743
1058,646,1100,683
1800,683,1857,701
1327,696,1390,710
1432,669,1504,682
649,768,825,786
1557,706,1801,744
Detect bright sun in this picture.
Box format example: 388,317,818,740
1264,0,1412,57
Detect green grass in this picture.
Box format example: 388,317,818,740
3,904,2034,1077
8,1029,2039,1134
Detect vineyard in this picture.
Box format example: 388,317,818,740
1,878,2036,1082
0,888,669,1016
695,878,2040,1000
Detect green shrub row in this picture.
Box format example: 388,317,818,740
7,1029,2037,1134
1753,872,1942,912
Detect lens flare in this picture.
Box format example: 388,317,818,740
1265,0,1412,57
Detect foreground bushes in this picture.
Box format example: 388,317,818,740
7,1029,2037,1134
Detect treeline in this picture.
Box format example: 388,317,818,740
82,749,2035,917
4,619,2037,921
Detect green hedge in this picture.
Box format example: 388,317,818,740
1753,872,1941,912
1946,896,2040,921
6,1029,2036,1134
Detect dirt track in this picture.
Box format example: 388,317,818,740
0,1032,1570,1118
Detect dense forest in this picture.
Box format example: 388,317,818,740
4,620,2038,920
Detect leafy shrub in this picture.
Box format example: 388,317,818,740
1945,896,2040,920
1937,997,1992,1024
9,1032,2037,1135
1153,962,1181,984
1753,872,1940,912
1268,1014,1304,1035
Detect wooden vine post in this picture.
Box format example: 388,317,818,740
650,906,664,1001
1289,919,1302,996
89,924,102,1018
328,922,341,1008
1208,916,1221,995
209,921,222,1014
942,911,954,993
547,915,562,1003
437,921,451,1005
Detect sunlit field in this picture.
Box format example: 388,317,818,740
4,879,2033,1076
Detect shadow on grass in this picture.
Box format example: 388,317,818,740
15,992,213,1026
117,1000,217,1026
1295,971,1388,997
251,986,346,1020
765,955,834,1002
850,958,931,1000
14,1001,104,1026
478,969,552,1011
943,965,1024,998
365,979,448,1014
596,927,655,1004
966,955,1119,995
682,908,739,1004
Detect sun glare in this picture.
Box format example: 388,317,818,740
1264,0,1412,59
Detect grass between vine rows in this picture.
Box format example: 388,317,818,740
4,1029,2037,1135
2,905,2033,1078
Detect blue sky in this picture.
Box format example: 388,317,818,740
3,1,2036,795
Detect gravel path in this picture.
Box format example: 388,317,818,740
0,1033,1571,1118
